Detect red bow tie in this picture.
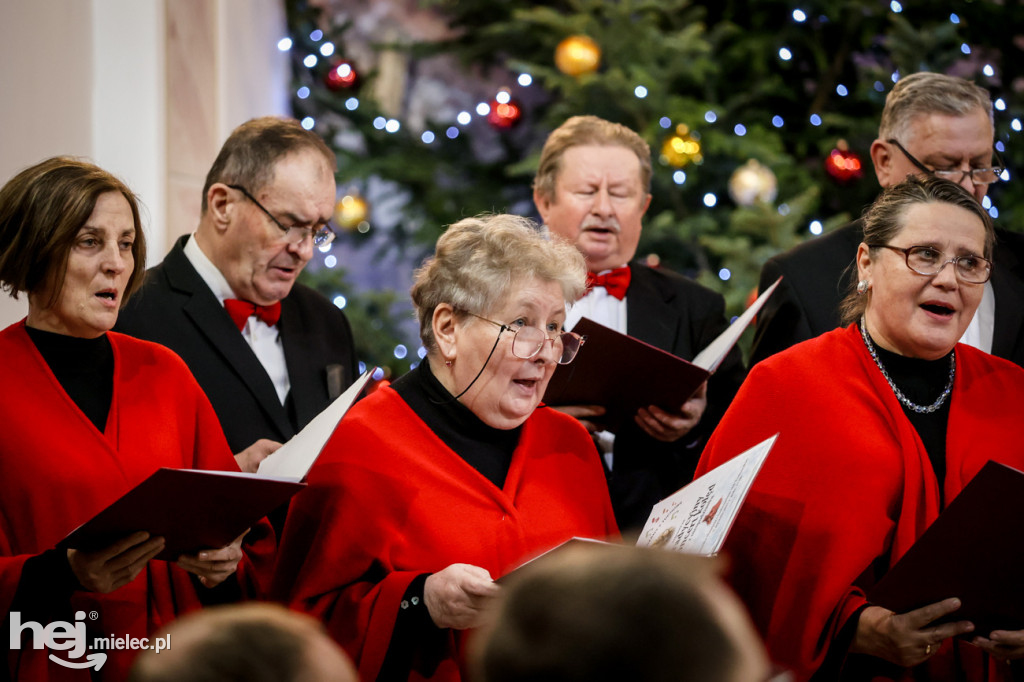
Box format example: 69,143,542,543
224,299,281,330
585,267,631,300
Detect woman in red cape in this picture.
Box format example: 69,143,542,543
696,177,1024,681
0,158,272,681
273,215,619,682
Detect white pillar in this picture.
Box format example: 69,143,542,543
92,0,167,266
0,0,288,329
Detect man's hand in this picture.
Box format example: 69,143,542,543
234,438,282,473
635,382,707,442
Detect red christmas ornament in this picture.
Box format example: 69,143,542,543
325,60,359,91
487,98,522,129
824,141,863,183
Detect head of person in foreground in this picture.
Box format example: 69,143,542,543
128,602,357,682
471,544,772,682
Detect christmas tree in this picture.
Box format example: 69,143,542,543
283,0,1023,376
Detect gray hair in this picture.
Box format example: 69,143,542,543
411,214,586,351
839,175,994,326
879,72,993,143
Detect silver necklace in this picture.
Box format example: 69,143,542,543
859,316,955,414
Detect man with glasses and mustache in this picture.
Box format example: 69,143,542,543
117,117,358,476
533,115,746,531
751,71,1024,368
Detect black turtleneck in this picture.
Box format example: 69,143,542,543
25,326,113,431
867,333,953,501
391,359,521,489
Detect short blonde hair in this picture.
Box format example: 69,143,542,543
533,115,652,202
411,214,586,351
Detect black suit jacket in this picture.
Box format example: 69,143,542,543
115,235,359,454
607,263,747,531
750,221,1024,368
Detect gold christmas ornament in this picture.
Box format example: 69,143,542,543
335,193,369,231
660,124,702,168
728,159,778,206
554,35,601,77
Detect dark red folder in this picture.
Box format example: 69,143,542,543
869,460,1024,635
542,317,710,432
60,468,305,561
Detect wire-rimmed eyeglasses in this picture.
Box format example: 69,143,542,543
868,243,992,284
227,184,336,247
886,139,1005,186
463,311,586,365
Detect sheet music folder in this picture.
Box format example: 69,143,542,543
500,434,777,580
543,318,709,432
59,468,305,561
544,278,780,432
869,460,1024,635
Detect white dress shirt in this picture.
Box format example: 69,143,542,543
565,268,630,470
183,235,291,404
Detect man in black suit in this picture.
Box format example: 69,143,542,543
534,115,745,531
752,72,1024,368
117,117,358,472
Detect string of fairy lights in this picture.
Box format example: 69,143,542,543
279,7,1018,368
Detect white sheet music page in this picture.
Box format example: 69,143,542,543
257,369,374,481
692,277,781,372
636,433,778,556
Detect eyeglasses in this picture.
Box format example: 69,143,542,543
227,185,336,247
463,311,586,365
868,243,992,283
886,139,1005,186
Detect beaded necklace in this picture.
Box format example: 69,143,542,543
858,316,955,414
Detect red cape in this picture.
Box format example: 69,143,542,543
0,322,273,681
273,385,619,682
695,325,1024,681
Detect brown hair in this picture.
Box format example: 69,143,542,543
128,603,357,682
473,545,749,682
839,175,994,326
201,116,337,212
0,156,147,306
411,214,586,351
533,115,652,202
